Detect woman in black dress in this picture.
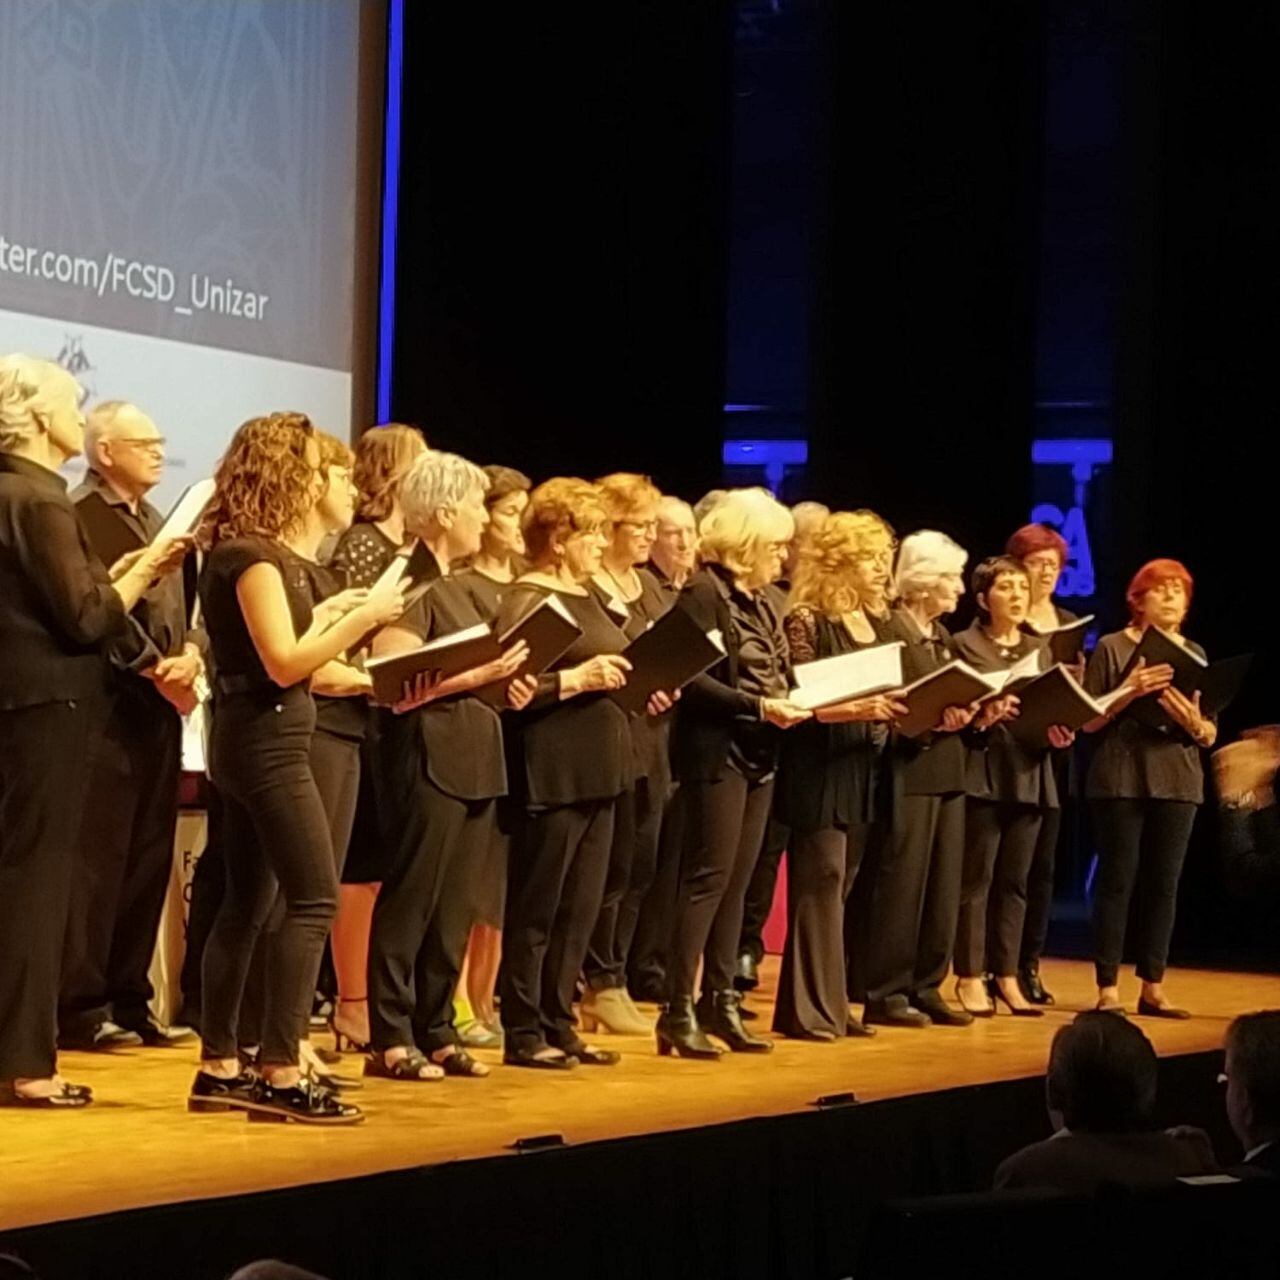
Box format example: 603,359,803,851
366,451,534,1081
581,472,675,1037
1006,521,1082,1006
658,488,811,1058
325,424,427,1053
497,478,671,1069
952,556,1075,1018
774,512,906,1040
193,413,405,1124
0,355,186,1108
1082,558,1215,1017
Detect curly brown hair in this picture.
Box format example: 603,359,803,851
354,423,427,522
201,412,319,546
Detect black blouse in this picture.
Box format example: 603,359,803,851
497,580,632,808
455,566,511,620
394,557,507,802
330,521,400,589
952,621,1059,809
301,558,369,743
199,537,315,692
1084,630,1208,804
778,607,889,832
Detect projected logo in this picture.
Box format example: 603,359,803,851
56,334,96,405
1028,438,1112,598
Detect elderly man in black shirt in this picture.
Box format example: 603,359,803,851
58,400,204,1049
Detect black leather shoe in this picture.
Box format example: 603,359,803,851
247,1078,364,1125
733,952,760,992
187,1069,259,1113
864,997,931,1029
697,989,773,1053
1,1080,93,1108
655,997,722,1059
1018,964,1055,1006
58,1020,144,1051
1136,997,1191,1020
912,989,974,1027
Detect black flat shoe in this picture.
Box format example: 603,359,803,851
560,1041,619,1066
1136,997,1191,1020
248,1078,364,1125
913,990,974,1028
502,1046,576,1070
1,1081,93,1109
1018,965,1055,1006
126,1020,197,1047
697,989,773,1053
655,997,723,1059
864,999,931,1029
188,1069,259,1113
733,952,760,992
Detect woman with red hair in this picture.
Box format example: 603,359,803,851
1081,558,1216,1018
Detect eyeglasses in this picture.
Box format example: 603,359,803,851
620,519,658,535
113,437,167,454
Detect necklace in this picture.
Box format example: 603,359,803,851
604,564,639,600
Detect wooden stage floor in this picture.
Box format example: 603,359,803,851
2,958,1277,1232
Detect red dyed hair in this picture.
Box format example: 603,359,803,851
1005,522,1069,566
1125,558,1194,623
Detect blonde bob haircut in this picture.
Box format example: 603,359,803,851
697,487,794,581
893,529,968,603
790,510,896,618
595,471,661,524
522,477,608,563
354,423,428,522
0,353,81,451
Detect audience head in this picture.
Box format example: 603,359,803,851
1224,1011,1280,1153
477,463,532,563
596,472,661,570
785,500,831,577
1006,522,1069,606
522,477,609,582
693,488,728,528
352,423,428,524
1045,1011,1159,1135
1126,558,1194,632
698,487,794,591
652,495,698,583
313,431,357,537
0,353,85,464
203,412,319,546
83,401,166,501
791,510,891,618
971,555,1031,630
893,529,968,619
399,450,490,562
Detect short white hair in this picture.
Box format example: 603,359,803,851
84,400,153,469
0,353,80,451
656,494,695,527
698,487,794,579
893,529,968,602
399,449,488,532
791,501,830,539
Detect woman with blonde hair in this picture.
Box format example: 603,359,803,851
773,512,906,1039
191,413,405,1124
657,488,811,1058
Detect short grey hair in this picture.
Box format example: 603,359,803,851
84,400,151,469
656,494,695,527
0,353,81,451
791,500,830,542
893,529,968,602
399,449,489,533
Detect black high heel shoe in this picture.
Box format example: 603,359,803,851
697,990,773,1053
328,997,370,1054
991,980,1044,1018
1018,963,1055,1006
655,996,722,1059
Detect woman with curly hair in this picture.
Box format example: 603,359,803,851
773,511,906,1040
191,413,405,1125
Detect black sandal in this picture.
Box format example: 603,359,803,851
432,1048,490,1078
563,1043,620,1067
502,1045,576,1070
364,1049,444,1081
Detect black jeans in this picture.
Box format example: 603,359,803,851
865,791,965,1005
627,783,686,997
1090,797,1198,987
60,689,182,1036
955,799,1042,978
200,690,337,1067
0,699,99,1079
666,771,775,1000
739,810,790,966
1020,805,1061,971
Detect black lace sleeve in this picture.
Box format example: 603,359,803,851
784,605,820,666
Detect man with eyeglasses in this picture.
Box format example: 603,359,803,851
58,401,203,1049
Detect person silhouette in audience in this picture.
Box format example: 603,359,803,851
1222,1010,1280,1179
995,1010,1218,1191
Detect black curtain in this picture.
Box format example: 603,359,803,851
389,3,732,501
810,2,1045,564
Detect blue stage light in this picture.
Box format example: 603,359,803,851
376,0,405,423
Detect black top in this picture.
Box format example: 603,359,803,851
299,558,369,743
199,537,315,693
778,607,889,831
0,452,136,709
1084,630,1208,804
952,621,1059,809
671,563,789,784
497,580,632,807
455,566,512,620
885,609,967,796
330,520,400,589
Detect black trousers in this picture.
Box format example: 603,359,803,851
865,791,965,1005
1090,798,1198,988
773,823,869,1037
1020,805,1061,971
59,689,182,1036
844,819,887,1002
954,799,1043,978
627,783,686,997
739,809,790,966
0,699,99,1080
667,771,775,1000
585,773,666,990
368,761,492,1054
500,799,616,1055
180,784,224,1027
200,692,337,1066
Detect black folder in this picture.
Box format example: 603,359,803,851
1022,613,1094,665
475,592,584,707
894,660,996,739
608,606,724,715
1007,664,1120,748
1198,652,1253,718
366,623,500,704
1119,626,1208,730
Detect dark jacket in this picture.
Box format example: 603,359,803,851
995,1127,1218,1193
